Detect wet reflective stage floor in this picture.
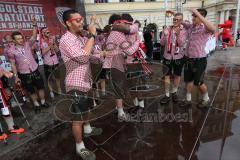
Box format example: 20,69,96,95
1,48,240,160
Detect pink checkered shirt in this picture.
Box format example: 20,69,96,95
182,22,212,58
59,31,102,93
160,25,187,60
126,24,140,64
41,40,59,66
8,41,38,74
3,43,14,59
103,30,139,72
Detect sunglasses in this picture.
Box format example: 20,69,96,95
68,17,84,23
173,18,182,22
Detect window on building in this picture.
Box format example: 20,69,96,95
95,0,108,3
120,0,134,2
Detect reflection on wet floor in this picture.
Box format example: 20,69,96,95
1,49,240,160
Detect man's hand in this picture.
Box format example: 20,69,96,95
3,71,13,78
15,77,21,84
189,8,198,14
90,14,97,25
88,24,97,35
32,16,37,26
163,28,169,36
174,27,180,36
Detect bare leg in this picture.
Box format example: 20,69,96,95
72,121,83,143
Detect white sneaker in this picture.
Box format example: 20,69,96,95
76,148,96,160
118,112,127,121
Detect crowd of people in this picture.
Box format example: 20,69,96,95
0,7,216,160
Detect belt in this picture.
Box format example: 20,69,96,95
19,69,38,77
185,56,206,61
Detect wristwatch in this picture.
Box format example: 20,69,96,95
88,33,96,39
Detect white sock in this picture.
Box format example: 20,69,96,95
33,101,40,107
50,92,55,98
117,107,125,116
166,92,170,97
40,99,45,105
139,100,144,108
171,87,178,93
76,141,85,153
101,89,106,95
3,116,15,129
84,123,93,134
186,93,191,101
133,97,139,106
203,93,210,101
93,99,97,107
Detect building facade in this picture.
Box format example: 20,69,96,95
83,0,202,35
80,0,239,40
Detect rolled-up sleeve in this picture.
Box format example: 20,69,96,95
7,50,16,63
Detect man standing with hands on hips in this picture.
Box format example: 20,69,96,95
180,8,216,108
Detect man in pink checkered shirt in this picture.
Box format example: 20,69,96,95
103,14,139,120
8,17,49,113
40,27,62,99
160,12,187,105
59,9,106,160
180,8,216,108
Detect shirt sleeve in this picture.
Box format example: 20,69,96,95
176,29,187,47
160,33,167,46
123,35,140,56
182,21,192,29
7,49,16,63
60,38,90,64
129,24,139,34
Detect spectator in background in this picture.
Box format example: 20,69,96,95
8,17,49,113
160,13,187,104
40,27,62,99
143,27,154,61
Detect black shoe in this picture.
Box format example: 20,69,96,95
128,106,140,114
172,92,179,102
34,106,41,113
160,95,170,104
178,100,192,108
197,100,210,109
41,102,50,108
